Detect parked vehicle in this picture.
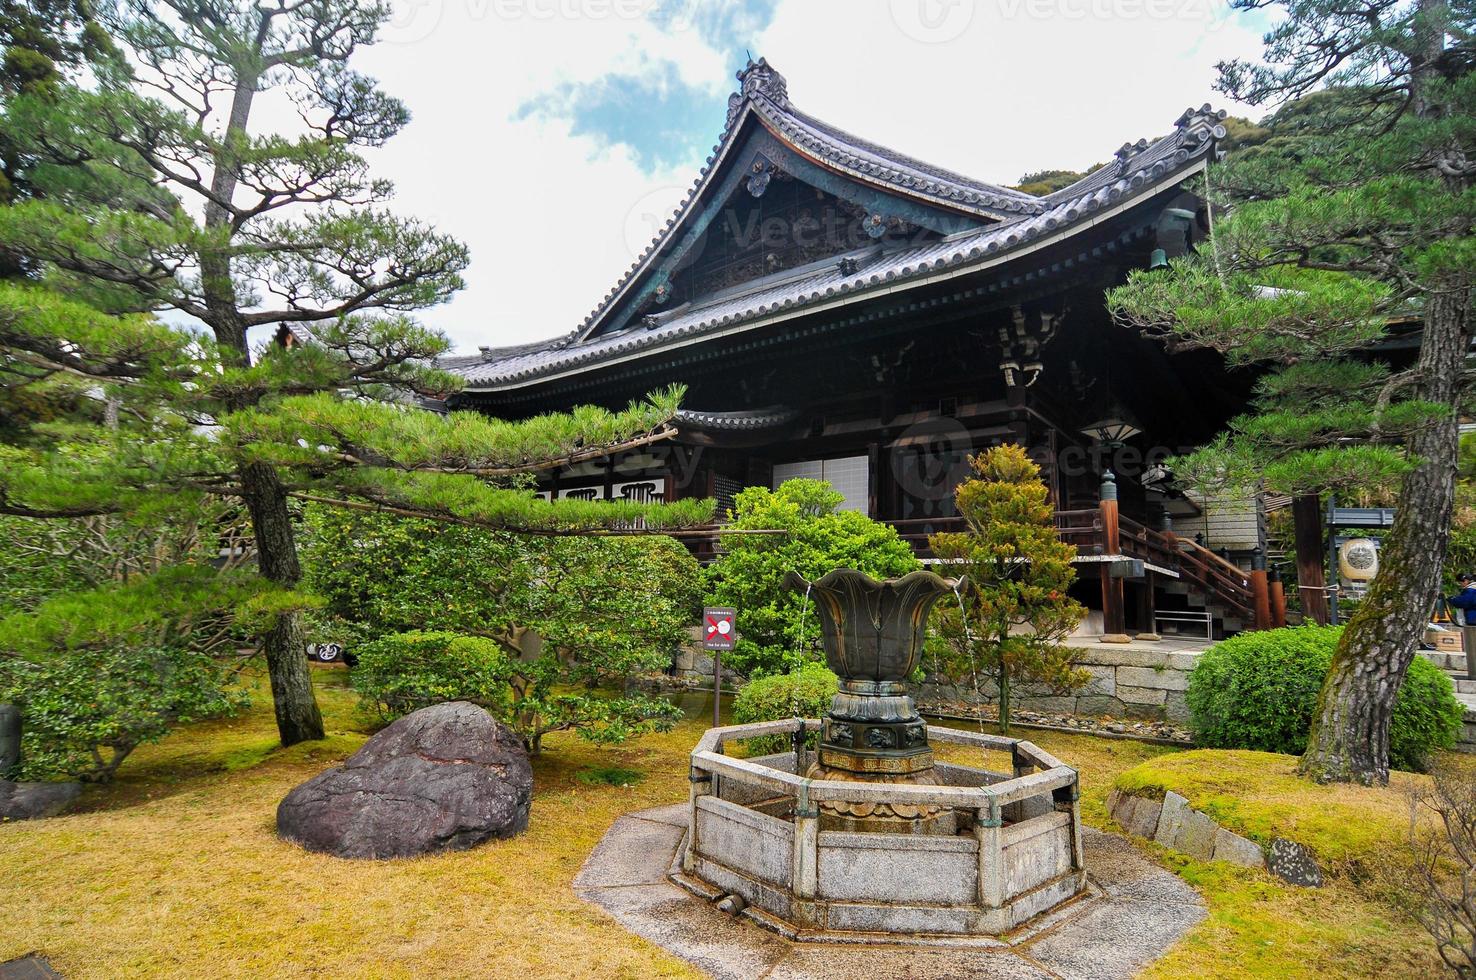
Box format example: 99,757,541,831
306,642,356,667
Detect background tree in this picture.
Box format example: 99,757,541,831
1013,168,1089,196
303,507,703,753
704,479,918,677
1109,0,1474,784
0,1,709,748
928,445,1086,735
1,0,117,214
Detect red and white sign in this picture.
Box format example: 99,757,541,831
703,607,737,651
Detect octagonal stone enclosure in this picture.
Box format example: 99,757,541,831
675,718,1086,939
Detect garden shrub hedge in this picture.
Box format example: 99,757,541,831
350,630,512,720
1186,625,1463,771
732,662,838,755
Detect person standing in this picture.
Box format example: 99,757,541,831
1448,574,1476,626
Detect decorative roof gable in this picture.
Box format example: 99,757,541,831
574,59,1048,344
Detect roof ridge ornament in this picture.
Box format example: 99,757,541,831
1173,103,1229,143
1115,138,1150,173
726,57,789,129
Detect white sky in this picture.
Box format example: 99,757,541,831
348,0,1267,353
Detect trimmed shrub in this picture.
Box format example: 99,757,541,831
0,646,247,782
705,479,919,677
1187,625,1463,772
350,631,513,720
732,662,838,755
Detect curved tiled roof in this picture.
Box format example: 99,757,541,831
675,406,802,431
758,102,1045,219
451,62,1227,393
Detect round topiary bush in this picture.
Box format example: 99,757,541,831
351,630,512,721
732,662,838,755
1186,625,1463,771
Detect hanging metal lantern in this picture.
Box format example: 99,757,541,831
1339,538,1380,582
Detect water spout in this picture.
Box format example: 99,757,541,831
952,583,987,738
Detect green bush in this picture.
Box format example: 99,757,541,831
705,479,918,677
305,509,698,753
733,662,838,754
0,646,247,782
1186,625,1463,771
350,631,513,720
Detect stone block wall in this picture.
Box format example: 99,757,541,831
918,647,1200,724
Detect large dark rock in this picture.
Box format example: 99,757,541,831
276,701,532,859
0,780,82,821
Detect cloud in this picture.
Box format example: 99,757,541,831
343,0,1265,354
515,58,724,171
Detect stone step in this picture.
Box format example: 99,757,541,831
1420,648,1467,673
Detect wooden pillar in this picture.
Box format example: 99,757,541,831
1250,571,1272,631
1099,471,1130,642
1293,494,1329,625
1250,549,1272,630
1136,571,1161,640
1269,574,1287,629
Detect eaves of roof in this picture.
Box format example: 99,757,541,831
452,103,1224,393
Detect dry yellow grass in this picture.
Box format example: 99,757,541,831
0,674,1445,978
1,671,703,979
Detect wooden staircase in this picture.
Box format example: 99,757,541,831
892,508,1267,639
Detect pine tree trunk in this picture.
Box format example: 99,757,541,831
998,658,1012,736
196,56,323,746
241,461,325,745
1298,0,1469,784
1298,286,1468,784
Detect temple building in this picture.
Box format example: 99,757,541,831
443,59,1278,640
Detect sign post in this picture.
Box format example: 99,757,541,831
702,607,737,728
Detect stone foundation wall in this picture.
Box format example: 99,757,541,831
917,647,1199,724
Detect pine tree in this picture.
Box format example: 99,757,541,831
0,2,711,747
929,445,1087,735
1109,0,1474,784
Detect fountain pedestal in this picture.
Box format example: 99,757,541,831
677,568,1087,938
784,569,959,834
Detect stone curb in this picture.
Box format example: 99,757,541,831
1106,788,1325,887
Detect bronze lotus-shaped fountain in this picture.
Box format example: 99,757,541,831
783,568,964,833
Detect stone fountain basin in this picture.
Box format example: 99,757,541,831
676,719,1086,938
